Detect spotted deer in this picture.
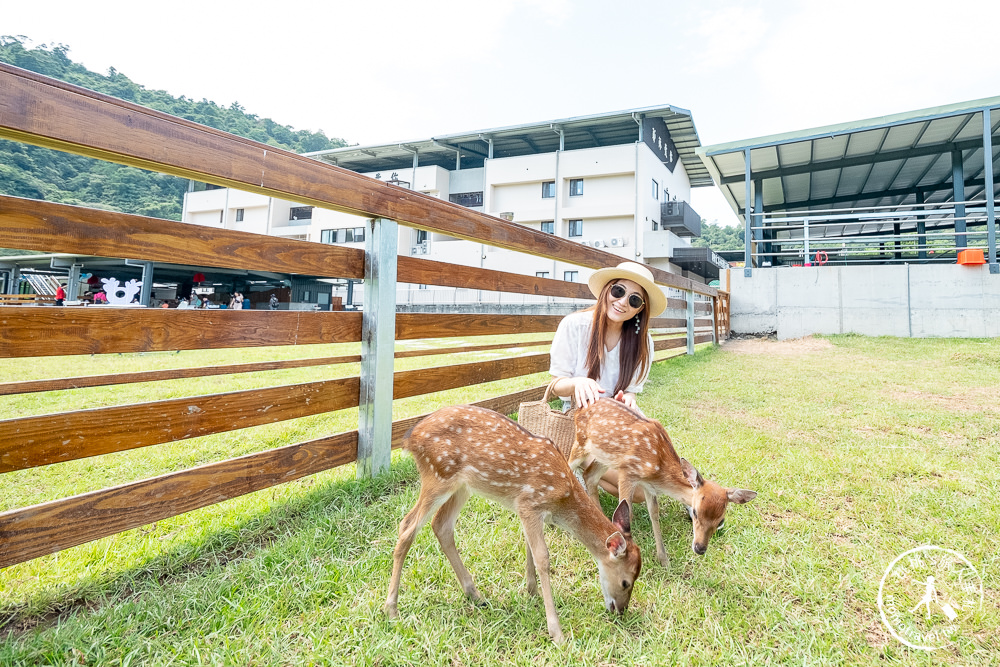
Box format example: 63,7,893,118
385,405,642,644
568,398,756,565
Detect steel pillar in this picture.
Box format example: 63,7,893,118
744,150,752,276
984,108,998,272
952,149,966,249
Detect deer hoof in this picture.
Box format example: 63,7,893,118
383,603,399,618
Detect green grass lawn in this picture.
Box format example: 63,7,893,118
1,335,998,665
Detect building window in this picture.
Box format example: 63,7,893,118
541,221,554,234
564,271,579,282
569,179,584,196
416,229,428,244
651,179,659,200
235,208,245,222
568,219,583,237
536,271,549,278
542,181,555,199
448,191,484,207
321,227,366,244
289,206,313,221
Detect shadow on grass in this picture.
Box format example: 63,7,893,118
0,457,420,640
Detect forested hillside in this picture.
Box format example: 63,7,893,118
0,36,346,221
692,220,744,251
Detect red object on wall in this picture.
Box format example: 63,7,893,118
957,249,986,265
192,272,206,283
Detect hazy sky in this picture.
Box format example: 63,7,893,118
6,0,1000,225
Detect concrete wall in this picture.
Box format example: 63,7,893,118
729,264,1000,339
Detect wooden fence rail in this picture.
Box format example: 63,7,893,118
0,63,728,571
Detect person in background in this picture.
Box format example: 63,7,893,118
269,294,280,310
54,283,66,306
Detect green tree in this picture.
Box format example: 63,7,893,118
692,220,744,251
0,36,348,221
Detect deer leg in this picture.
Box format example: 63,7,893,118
525,539,538,596
385,487,451,617
644,492,669,567
430,486,484,606
581,460,609,507
520,512,564,644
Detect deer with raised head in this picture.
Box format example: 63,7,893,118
385,404,642,644
568,398,756,565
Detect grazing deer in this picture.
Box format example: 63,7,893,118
385,405,642,644
568,398,756,565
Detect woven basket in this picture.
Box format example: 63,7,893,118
518,379,576,459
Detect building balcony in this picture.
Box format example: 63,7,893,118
660,201,701,237
671,246,729,282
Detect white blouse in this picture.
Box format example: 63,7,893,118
549,309,653,405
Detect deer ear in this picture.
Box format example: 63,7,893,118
606,531,628,559
680,458,703,489
728,488,757,504
611,499,632,536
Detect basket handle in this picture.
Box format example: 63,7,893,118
542,377,562,403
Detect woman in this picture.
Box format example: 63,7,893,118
549,261,666,498
549,261,666,412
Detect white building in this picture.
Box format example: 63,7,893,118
182,106,725,308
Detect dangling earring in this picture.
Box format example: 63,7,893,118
634,315,641,334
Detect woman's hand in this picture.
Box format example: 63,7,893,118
573,377,605,408
613,391,639,410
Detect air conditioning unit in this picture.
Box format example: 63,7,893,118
610,236,628,247
580,240,591,247
592,239,604,249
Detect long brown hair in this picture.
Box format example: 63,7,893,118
584,280,652,395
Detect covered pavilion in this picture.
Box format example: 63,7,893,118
697,97,1000,273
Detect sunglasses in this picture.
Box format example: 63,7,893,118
609,283,645,309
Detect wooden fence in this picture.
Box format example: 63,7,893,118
0,62,725,570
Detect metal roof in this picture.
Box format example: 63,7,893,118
697,96,1000,218
305,105,713,187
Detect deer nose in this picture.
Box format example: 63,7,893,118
693,543,707,555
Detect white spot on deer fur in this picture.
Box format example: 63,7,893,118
522,485,534,494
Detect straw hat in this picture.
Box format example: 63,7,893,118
588,261,666,317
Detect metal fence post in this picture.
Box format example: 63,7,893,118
686,290,695,355
358,217,397,478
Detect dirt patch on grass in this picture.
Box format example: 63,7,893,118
888,388,999,414
720,335,834,356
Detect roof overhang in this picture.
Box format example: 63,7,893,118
306,105,713,187
697,96,1000,219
